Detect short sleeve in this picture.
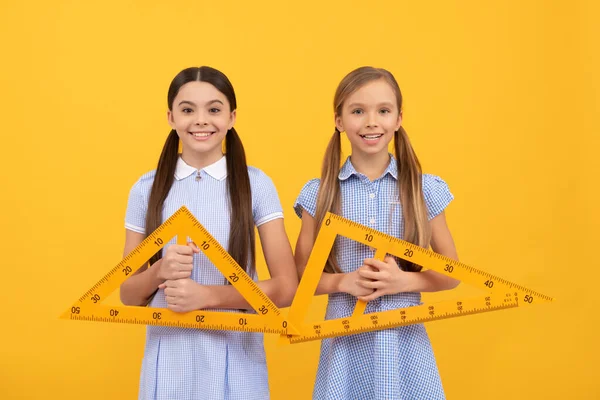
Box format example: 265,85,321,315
422,174,454,220
293,178,320,218
124,178,148,234
250,168,284,227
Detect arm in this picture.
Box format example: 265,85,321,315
415,210,461,291
162,209,371,313
201,218,299,309
294,209,373,297
356,211,460,301
120,229,196,306
119,230,163,306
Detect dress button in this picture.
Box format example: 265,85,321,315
369,218,376,225
369,193,375,199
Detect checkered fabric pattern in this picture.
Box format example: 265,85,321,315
125,156,283,400
294,154,453,400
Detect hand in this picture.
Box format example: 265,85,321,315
338,269,375,298
157,242,200,281
158,278,210,313
356,256,413,302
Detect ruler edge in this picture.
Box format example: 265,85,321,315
282,210,553,340
286,293,522,344
63,304,290,334
61,205,297,334
184,209,283,317
326,212,553,301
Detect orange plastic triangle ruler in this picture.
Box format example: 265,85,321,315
282,212,552,344
60,206,298,335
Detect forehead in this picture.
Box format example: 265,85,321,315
174,81,229,104
345,79,397,106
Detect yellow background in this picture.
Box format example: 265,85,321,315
1,1,598,399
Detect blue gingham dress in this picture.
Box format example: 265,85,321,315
125,156,283,400
294,155,454,400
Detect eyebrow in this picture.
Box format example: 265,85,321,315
177,99,225,107
347,102,395,108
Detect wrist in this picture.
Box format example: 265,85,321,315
150,259,166,284
333,273,346,294
400,271,420,293
200,285,216,309
151,259,164,281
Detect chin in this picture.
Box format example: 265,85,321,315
361,146,389,155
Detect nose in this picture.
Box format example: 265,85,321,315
366,113,379,128
194,112,209,126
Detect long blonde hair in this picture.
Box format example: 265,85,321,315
315,66,430,273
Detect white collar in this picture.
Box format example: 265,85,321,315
174,155,227,181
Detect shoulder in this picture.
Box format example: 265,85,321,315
245,166,284,222
246,166,279,193
128,169,156,197
422,173,450,191
421,173,454,219
292,178,321,218
124,170,157,231
246,165,281,203
299,178,321,196
247,165,271,183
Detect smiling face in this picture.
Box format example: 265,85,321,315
335,78,402,158
168,80,236,163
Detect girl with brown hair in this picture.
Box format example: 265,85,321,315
120,66,298,400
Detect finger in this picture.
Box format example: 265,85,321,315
163,279,178,288
358,288,375,297
179,261,194,272
383,256,399,268
361,264,378,272
178,245,194,255
167,244,190,255
176,271,192,279
158,283,166,289
172,305,187,313
164,272,189,281
358,290,383,302
188,241,201,253
166,260,192,273
169,245,193,256
170,303,188,313
363,258,388,270
167,263,192,276
357,279,384,289
357,269,380,280
175,254,194,265
165,295,177,303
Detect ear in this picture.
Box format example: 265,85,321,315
335,114,344,133
167,110,176,129
395,111,403,131
228,110,237,130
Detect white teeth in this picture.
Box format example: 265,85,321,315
362,134,383,139
192,132,212,137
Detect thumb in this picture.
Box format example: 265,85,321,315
158,283,166,289
188,241,201,253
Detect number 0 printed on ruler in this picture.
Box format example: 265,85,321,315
281,212,552,344
61,206,298,335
